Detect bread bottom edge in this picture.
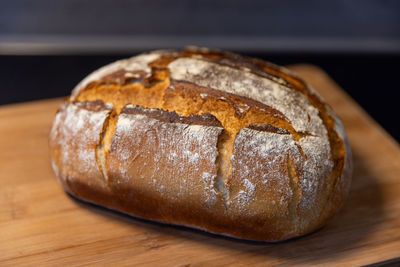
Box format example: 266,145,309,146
62,183,324,243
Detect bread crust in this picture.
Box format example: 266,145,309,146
49,48,352,241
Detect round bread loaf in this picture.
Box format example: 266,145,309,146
49,48,352,242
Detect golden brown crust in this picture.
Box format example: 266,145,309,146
49,48,352,242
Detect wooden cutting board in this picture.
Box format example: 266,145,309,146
0,65,399,266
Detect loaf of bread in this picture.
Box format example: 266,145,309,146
49,48,352,242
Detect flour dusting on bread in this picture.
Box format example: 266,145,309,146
71,52,163,100
50,103,112,181
168,57,326,136
108,110,223,209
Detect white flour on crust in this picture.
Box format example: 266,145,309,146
70,52,163,100
109,111,223,208
168,57,327,137
50,103,112,178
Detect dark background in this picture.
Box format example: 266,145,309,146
1,0,399,141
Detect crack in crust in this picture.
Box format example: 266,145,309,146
94,111,119,184
121,104,222,127
215,130,231,207
95,112,112,183
287,156,302,232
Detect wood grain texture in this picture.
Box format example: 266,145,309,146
0,65,399,266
